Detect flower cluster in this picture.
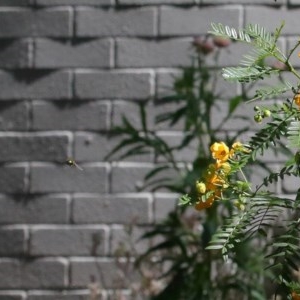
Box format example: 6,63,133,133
292,291,300,300
195,141,243,211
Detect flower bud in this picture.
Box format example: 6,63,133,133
263,109,271,117
254,114,262,123
196,181,206,194
213,36,231,48
192,37,214,55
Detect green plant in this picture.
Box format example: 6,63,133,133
178,22,300,299
107,36,272,299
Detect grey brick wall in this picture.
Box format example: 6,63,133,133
0,0,296,298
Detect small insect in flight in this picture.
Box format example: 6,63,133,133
66,158,83,171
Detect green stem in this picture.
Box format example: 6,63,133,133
239,167,252,192
275,40,300,81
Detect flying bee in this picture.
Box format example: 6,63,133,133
66,158,83,171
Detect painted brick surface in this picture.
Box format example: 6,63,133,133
0,259,67,288
0,195,69,224
160,6,241,36
0,8,72,38
75,71,153,99
27,293,89,300
35,39,111,68
116,38,192,67
0,70,71,100
0,166,27,193
0,39,30,68
0,133,70,162
70,259,136,288
76,8,156,37
74,132,153,162
30,226,107,256
36,0,111,5
0,0,31,5
32,101,109,130
0,0,294,296
30,165,108,193
0,102,28,130
72,194,152,224
0,293,26,300
245,7,300,35
0,228,26,256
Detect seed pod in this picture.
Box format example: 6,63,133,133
254,114,262,123
263,109,271,117
196,181,206,194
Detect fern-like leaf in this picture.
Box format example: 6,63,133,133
222,66,279,83
252,81,293,101
207,194,293,259
287,120,300,148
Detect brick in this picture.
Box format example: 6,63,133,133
119,0,193,4
0,195,69,224
0,166,26,193
30,226,107,256
70,258,136,288
111,164,178,192
32,101,109,131
156,133,198,162
0,292,26,300
36,0,111,5
245,7,300,35
0,39,30,68
35,39,111,68
0,101,28,131
111,164,150,193
0,258,67,288
160,6,241,36
0,228,26,256
110,226,151,255
282,175,299,194
112,100,154,129
28,292,89,300
30,165,108,193
75,71,152,99
0,133,70,162
76,7,155,37
74,132,153,162
0,70,71,100
201,0,281,3
72,195,151,224
74,133,113,162
154,195,177,222
116,38,191,67
0,0,31,5
0,8,71,38
210,99,258,131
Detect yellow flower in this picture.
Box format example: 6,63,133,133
218,162,231,174
196,181,206,194
292,291,300,300
294,94,300,107
194,196,214,211
206,173,225,191
210,142,230,162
